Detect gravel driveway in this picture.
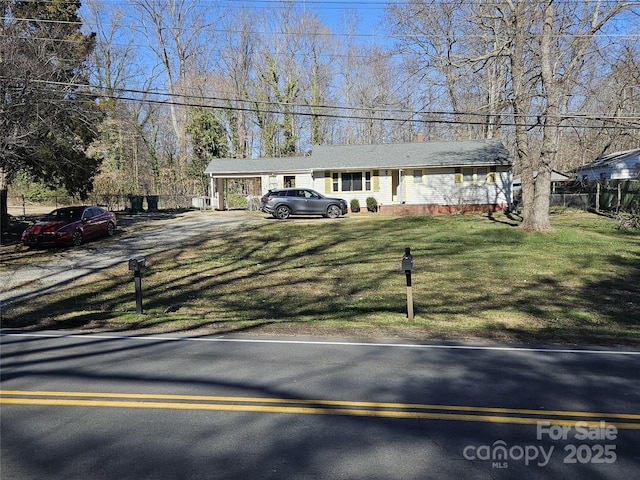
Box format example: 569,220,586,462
1,210,264,308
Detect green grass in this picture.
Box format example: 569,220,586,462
3,209,640,345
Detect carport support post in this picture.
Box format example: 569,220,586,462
215,178,225,210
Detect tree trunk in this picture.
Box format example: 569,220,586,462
0,166,10,234
507,1,535,229
522,0,555,232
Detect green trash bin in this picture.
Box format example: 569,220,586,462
130,195,144,213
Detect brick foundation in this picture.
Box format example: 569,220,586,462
378,204,507,215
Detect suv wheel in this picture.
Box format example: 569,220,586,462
326,205,341,219
275,205,291,219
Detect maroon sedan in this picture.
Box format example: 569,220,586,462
21,206,117,247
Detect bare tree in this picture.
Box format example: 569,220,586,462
252,3,310,157
296,14,335,146
130,0,214,193
84,0,150,195
215,7,257,158
388,0,638,231
389,0,500,139
571,42,640,163
523,0,634,231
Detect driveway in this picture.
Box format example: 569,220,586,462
1,210,264,308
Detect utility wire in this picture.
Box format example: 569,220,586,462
5,77,637,130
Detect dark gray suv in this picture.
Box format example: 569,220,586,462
261,188,348,219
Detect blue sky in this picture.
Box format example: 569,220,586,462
299,0,389,33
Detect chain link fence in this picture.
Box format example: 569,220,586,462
7,194,206,218
547,180,639,214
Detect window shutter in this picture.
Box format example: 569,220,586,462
325,172,332,192
373,170,380,192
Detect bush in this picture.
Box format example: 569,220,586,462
350,198,360,212
366,197,378,212
616,214,640,230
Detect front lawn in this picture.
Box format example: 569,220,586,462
3,210,639,345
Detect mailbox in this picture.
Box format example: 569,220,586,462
401,248,413,271
128,256,146,272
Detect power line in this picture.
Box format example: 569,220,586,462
0,16,83,26
5,77,638,130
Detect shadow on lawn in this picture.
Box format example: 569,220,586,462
3,213,640,345
578,252,640,327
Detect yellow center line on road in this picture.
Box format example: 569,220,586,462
2,390,640,429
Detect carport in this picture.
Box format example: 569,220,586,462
204,157,313,210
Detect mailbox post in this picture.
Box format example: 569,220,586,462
128,257,146,314
402,247,414,320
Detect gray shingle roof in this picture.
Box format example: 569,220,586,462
204,139,511,176
575,149,640,170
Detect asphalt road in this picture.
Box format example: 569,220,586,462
1,331,639,479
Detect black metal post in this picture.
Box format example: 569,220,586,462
134,270,143,314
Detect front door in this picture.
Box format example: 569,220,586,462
391,170,400,202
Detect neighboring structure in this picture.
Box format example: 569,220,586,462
204,139,513,214
512,170,572,193
512,170,583,211
573,149,640,182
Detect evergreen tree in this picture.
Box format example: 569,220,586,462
0,0,101,232
186,108,229,195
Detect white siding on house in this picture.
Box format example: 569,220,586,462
405,167,451,204
579,162,638,181
308,167,511,208
575,150,640,181
260,174,314,193
399,167,511,206
611,163,636,180
256,166,511,208
312,170,385,209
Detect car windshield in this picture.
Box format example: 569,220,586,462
43,208,83,222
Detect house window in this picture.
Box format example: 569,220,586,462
413,170,423,183
329,171,375,192
456,167,497,184
342,172,363,191
284,175,296,188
